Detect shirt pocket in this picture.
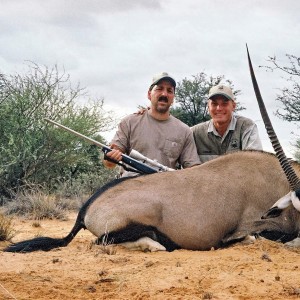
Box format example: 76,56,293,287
163,139,182,159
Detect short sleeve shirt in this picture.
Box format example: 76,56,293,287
110,110,200,173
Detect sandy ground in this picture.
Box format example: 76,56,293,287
1,212,300,300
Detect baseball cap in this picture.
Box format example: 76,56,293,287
208,84,235,101
149,72,176,90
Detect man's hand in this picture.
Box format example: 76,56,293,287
135,107,149,115
103,148,123,169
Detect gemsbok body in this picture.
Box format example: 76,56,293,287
4,150,300,253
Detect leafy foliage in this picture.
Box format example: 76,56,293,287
262,54,300,122
171,72,244,126
262,54,300,160
0,63,117,201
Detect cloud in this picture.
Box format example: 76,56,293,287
0,0,299,157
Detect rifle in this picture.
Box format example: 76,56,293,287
130,149,175,172
44,118,173,175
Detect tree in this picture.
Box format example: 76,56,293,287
262,54,300,122
0,63,117,200
171,72,244,127
262,54,300,160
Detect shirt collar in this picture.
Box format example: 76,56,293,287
208,114,237,138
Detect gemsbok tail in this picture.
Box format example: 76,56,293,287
4,213,85,253
3,177,128,253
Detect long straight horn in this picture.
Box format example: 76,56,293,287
246,44,300,191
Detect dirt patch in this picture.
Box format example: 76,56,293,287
1,213,300,299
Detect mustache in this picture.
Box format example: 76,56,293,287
158,96,168,102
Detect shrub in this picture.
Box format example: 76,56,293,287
0,213,16,241
4,188,68,220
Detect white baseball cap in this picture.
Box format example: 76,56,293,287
208,84,235,101
149,72,176,90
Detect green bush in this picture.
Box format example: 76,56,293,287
0,63,117,200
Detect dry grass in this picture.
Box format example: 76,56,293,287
96,243,117,256
1,188,86,244
31,221,41,228
92,227,117,256
0,212,16,241
3,189,78,220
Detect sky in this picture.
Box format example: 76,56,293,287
1,0,299,158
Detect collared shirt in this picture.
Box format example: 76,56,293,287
191,115,263,163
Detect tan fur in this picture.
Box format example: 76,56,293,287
84,151,299,250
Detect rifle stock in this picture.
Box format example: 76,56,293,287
44,118,158,175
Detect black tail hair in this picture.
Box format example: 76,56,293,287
4,177,132,253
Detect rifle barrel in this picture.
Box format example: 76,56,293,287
44,118,106,149
44,118,158,175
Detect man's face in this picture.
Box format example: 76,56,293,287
148,80,175,114
208,95,236,125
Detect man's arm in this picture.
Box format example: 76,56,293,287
179,130,201,168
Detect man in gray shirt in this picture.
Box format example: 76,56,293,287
104,72,200,176
192,84,263,163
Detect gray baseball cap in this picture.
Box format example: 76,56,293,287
209,84,235,101
149,72,176,90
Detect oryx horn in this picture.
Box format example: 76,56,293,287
246,44,300,191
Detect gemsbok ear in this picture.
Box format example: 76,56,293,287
262,207,285,219
261,192,293,219
247,44,300,217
